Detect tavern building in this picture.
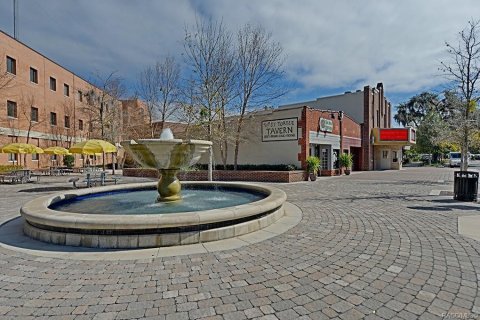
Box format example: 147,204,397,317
210,83,415,174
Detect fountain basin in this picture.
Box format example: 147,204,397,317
21,181,287,248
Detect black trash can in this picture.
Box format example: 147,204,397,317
454,171,479,202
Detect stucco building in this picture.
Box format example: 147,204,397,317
210,83,415,173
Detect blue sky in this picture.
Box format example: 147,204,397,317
1,0,479,117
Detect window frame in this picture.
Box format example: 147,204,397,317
6,56,16,75
31,106,39,122
78,90,83,102
8,153,18,162
30,67,38,84
50,112,57,126
64,115,70,128
7,100,17,118
49,77,57,91
64,84,70,97
78,119,84,131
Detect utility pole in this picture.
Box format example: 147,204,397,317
13,0,19,39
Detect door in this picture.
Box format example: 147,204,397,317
380,149,390,169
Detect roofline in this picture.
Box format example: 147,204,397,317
314,90,364,101
304,106,361,125
0,29,99,90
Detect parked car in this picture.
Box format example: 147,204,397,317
449,152,461,167
448,152,472,167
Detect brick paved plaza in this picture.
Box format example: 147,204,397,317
0,167,479,319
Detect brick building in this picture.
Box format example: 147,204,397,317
209,83,414,173
280,83,415,171
0,30,147,168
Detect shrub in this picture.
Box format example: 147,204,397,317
0,165,22,174
338,153,353,168
63,154,75,168
306,156,321,174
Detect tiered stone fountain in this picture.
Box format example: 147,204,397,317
21,130,286,248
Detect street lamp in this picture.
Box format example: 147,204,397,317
338,111,344,154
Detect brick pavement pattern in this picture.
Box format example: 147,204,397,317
0,167,479,319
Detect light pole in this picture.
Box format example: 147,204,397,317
338,111,344,154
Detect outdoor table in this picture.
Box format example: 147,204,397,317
34,168,51,176
11,169,33,183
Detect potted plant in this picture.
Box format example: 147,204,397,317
339,153,353,175
306,156,321,181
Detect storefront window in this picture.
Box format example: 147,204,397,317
321,148,329,170
333,150,339,169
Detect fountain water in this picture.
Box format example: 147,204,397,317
20,129,287,248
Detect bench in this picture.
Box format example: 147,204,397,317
0,174,21,184
69,175,121,188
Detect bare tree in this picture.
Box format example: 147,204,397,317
233,24,287,169
440,20,480,171
137,56,181,137
183,18,236,140
82,72,125,170
19,93,45,145
83,72,125,142
183,18,237,169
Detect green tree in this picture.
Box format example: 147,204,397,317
394,92,440,127
415,111,449,162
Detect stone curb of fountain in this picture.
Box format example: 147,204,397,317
0,202,302,261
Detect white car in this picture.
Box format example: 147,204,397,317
449,152,461,167
449,152,470,167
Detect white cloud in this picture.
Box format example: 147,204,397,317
1,0,479,103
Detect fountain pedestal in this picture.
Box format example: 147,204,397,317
120,129,213,202
158,169,181,202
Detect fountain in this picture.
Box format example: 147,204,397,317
121,128,212,202
20,129,287,248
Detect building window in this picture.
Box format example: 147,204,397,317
64,84,70,96
382,150,389,159
78,90,83,102
65,115,70,128
321,148,329,170
8,153,18,162
51,154,58,161
32,153,39,161
7,100,17,118
30,67,38,84
50,77,57,91
78,119,84,131
6,56,16,74
31,107,39,122
50,112,57,126
89,122,93,132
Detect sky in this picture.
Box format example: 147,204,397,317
1,0,479,113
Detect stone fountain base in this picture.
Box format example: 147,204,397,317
21,182,287,249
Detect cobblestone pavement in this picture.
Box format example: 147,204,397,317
0,167,479,319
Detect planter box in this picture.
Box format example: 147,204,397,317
123,168,307,183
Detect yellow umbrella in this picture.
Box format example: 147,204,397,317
69,139,117,154
43,146,71,155
2,143,44,154
69,139,117,170
1,143,44,167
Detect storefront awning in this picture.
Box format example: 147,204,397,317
371,128,416,146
